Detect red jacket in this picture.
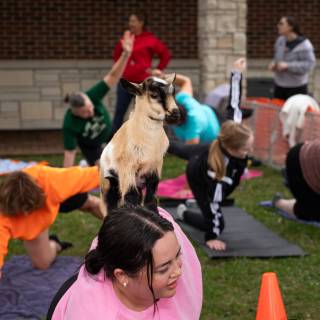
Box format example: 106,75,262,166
113,31,171,83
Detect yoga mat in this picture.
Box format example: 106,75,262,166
0,255,82,320
164,205,306,258
260,200,320,228
157,170,263,200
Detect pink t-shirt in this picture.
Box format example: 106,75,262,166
52,208,203,320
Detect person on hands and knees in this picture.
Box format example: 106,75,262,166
63,31,134,167
175,58,255,251
0,165,103,280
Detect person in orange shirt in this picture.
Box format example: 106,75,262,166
0,165,104,280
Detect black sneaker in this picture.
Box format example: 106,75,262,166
49,234,73,252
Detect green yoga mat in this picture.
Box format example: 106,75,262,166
164,205,306,258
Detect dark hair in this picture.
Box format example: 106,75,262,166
284,16,302,35
176,103,187,125
0,171,45,216
85,206,174,307
130,10,148,27
64,93,85,108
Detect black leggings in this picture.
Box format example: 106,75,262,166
59,193,88,213
286,143,320,220
78,141,103,166
167,141,209,161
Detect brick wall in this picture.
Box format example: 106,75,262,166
0,0,197,59
248,0,320,58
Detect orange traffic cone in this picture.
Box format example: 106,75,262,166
256,272,287,320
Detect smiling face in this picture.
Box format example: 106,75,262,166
124,231,182,305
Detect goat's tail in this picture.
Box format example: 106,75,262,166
118,168,137,205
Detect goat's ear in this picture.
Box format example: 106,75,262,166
163,73,176,84
120,78,143,96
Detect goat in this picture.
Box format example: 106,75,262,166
100,74,180,215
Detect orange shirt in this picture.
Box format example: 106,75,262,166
0,165,100,268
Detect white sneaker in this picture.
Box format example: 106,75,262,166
79,159,88,167
185,199,198,210
176,204,187,221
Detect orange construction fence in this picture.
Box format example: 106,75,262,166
243,98,320,167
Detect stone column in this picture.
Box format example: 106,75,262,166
198,0,247,98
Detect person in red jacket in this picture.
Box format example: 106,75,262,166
111,11,171,136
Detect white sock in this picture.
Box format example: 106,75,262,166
176,204,187,221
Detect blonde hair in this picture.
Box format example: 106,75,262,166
0,171,45,216
208,120,252,180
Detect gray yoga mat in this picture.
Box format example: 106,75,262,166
164,205,306,258
0,255,82,320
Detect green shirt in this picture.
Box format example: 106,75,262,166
63,81,112,150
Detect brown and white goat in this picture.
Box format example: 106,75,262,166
100,74,180,215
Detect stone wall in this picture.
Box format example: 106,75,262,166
0,60,200,130
198,0,247,98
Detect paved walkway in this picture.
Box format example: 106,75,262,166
0,130,64,156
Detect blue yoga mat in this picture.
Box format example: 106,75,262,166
259,200,320,228
0,255,82,320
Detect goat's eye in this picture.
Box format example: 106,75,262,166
150,92,159,99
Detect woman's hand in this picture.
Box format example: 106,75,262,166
146,68,163,77
233,57,246,72
276,61,288,71
268,61,276,71
121,30,135,55
206,239,226,251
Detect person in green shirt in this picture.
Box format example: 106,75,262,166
63,31,134,167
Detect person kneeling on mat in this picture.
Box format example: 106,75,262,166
175,58,255,251
0,165,104,280
272,139,320,221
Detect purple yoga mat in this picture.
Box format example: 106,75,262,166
0,255,82,320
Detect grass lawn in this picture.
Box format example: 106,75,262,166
5,154,320,320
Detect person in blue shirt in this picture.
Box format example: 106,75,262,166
171,74,221,145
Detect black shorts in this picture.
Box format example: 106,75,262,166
59,193,88,213
77,141,103,166
286,143,320,221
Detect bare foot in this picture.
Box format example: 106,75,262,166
206,239,226,251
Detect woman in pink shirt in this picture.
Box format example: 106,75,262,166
51,206,202,319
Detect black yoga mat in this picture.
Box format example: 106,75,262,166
164,205,306,258
0,255,82,320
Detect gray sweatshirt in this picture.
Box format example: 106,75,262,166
273,35,316,88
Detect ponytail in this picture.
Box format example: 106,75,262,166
85,248,105,275
208,139,225,180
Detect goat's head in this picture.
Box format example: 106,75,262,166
120,74,180,124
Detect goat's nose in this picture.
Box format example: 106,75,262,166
165,108,180,124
